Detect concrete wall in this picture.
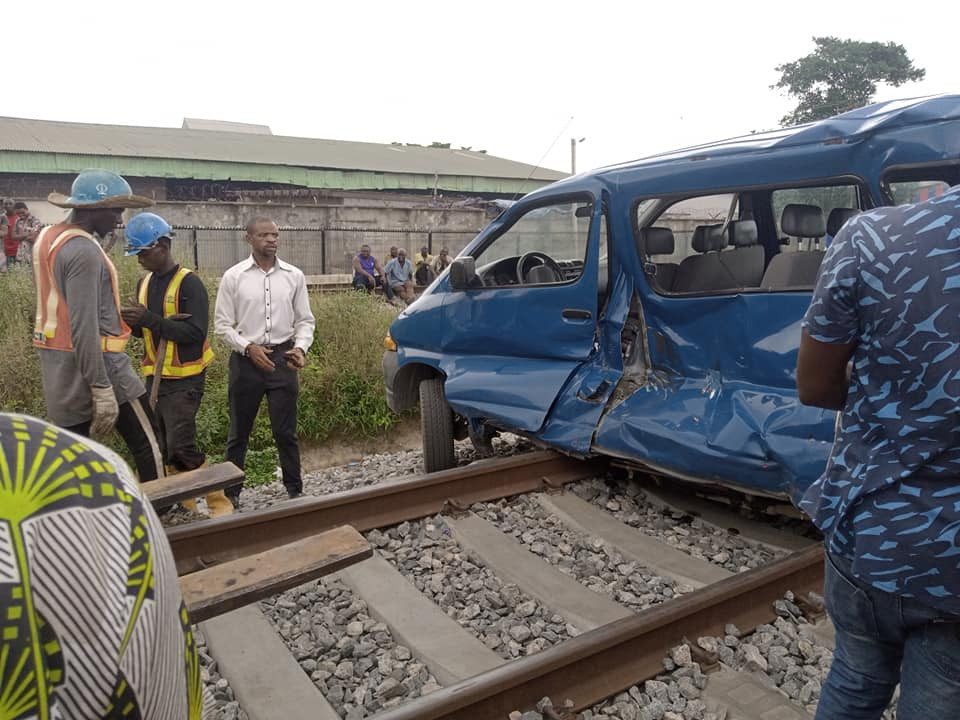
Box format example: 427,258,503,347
148,200,488,232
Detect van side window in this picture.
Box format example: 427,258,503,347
473,201,591,286
638,194,753,294
772,185,861,248
888,180,951,204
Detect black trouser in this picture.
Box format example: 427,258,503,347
225,345,301,499
152,384,206,472
352,273,394,299
64,394,164,482
415,265,433,285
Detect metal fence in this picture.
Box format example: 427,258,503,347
118,226,481,276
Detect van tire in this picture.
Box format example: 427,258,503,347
420,378,456,473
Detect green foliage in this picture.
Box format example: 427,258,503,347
0,268,47,418
0,259,402,491
773,37,925,126
298,292,399,439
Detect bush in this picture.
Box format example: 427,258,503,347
0,260,402,486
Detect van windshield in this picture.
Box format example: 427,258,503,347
475,202,592,267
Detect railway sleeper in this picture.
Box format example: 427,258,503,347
180,525,372,622
143,461,245,509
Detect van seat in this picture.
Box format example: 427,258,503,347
827,207,860,237
642,226,679,291
719,220,764,287
762,204,826,289
781,203,826,244
673,224,736,292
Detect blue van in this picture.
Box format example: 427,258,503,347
383,94,960,503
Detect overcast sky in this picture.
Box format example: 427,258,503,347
10,1,955,175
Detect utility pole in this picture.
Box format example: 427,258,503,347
570,137,586,174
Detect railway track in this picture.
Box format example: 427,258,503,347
172,450,828,720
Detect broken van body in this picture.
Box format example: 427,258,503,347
383,94,960,503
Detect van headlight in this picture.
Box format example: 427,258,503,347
384,333,397,351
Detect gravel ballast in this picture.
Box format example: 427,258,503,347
260,577,441,718
572,476,781,574
370,515,575,659
476,495,686,610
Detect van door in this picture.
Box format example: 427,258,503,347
439,196,601,434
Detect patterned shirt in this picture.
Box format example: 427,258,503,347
14,212,42,239
15,213,42,263
800,186,960,614
0,414,203,718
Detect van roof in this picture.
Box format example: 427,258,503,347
545,94,960,198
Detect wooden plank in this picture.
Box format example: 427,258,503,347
181,525,372,621
142,462,244,508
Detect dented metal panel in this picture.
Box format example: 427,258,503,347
385,94,960,500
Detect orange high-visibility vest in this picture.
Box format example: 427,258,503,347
32,224,131,353
138,267,214,378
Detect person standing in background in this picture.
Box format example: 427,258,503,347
214,217,315,506
13,201,42,264
2,198,18,268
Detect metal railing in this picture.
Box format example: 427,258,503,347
114,225,481,276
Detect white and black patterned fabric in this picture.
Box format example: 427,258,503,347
0,414,203,719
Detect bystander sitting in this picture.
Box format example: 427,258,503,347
352,243,393,301
384,245,398,267
414,246,435,285
385,247,415,303
433,246,451,275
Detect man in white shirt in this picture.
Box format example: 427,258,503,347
214,217,316,505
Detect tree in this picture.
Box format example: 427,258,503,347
773,37,925,126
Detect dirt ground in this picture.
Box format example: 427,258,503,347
300,416,422,472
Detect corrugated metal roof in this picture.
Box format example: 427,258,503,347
0,116,565,182
182,118,272,134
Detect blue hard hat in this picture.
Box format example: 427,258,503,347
48,168,154,209
124,212,174,255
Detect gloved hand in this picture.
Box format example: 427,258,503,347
90,385,119,436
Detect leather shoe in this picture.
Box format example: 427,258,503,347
287,488,303,499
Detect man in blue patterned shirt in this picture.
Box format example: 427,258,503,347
797,186,960,719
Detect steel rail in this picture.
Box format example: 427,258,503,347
168,450,600,575
374,543,825,720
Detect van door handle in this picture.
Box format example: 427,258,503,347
562,308,592,320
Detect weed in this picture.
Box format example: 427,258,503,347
0,258,403,491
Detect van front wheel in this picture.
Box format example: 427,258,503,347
420,378,456,473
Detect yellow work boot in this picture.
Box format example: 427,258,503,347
206,490,234,517
164,464,199,513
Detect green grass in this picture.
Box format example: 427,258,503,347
0,260,403,487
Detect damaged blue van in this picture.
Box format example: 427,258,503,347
383,94,960,503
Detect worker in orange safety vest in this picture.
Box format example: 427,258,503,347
33,168,164,482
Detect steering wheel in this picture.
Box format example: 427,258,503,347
516,251,563,284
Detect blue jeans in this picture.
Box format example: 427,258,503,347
815,551,960,719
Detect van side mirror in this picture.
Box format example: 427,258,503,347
449,256,480,290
